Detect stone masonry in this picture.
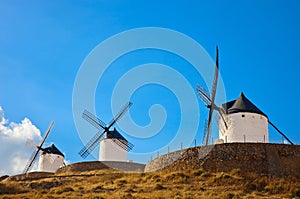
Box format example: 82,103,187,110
144,143,300,178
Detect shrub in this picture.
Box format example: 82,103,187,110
92,185,104,192
29,180,62,189
244,182,257,193
265,184,284,194
200,171,212,178
146,173,160,180
115,179,127,186
295,187,300,197
121,193,135,199
192,169,204,176
165,172,189,183
0,183,27,194
154,183,165,190
55,186,74,194
173,193,182,199
220,192,235,199
90,196,105,199
215,172,232,179
230,168,241,176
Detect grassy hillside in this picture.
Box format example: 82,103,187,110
1,169,299,199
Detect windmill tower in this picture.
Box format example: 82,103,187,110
218,93,294,144
196,46,294,145
37,144,65,172
219,92,268,143
79,102,134,161
24,121,65,173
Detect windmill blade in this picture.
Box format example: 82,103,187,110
197,88,227,129
23,121,55,173
111,139,127,151
205,106,214,145
269,121,294,145
79,130,107,158
108,129,134,151
112,138,134,151
205,46,219,146
26,139,36,148
23,148,40,173
107,102,132,129
82,110,106,130
210,46,219,110
196,85,211,107
216,108,228,129
202,119,208,145
38,121,55,149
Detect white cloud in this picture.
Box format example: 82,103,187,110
0,106,42,176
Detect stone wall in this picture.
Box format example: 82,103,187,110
4,172,54,182
145,143,300,178
100,161,145,172
56,161,145,173
144,149,187,172
56,161,109,173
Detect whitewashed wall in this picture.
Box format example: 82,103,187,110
219,112,268,143
38,154,64,173
99,139,127,161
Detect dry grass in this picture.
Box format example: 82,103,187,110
0,169,299,199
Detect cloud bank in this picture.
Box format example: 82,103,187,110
0,107,42,176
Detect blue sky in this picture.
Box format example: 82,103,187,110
0,1,300,174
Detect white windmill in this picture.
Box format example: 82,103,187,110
196,46,294,145
218,92,268,143
37,143,65,172
79,102,134,161
24,121,65,173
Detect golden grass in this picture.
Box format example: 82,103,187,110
0,169,299,199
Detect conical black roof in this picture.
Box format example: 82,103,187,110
41,144,64,157
107,128,128,141
221,92,267,117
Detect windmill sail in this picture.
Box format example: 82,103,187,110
196,46,230,145
196,85,211,106
205,46,219,146
79,130,106,158
82,110,106,130
79,102,134,159
108,129,134,151
107,102,132,129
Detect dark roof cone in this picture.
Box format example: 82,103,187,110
41,144,64,157
221,92,267,117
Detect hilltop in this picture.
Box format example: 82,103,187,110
1,168,300,199
1,143,300,198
